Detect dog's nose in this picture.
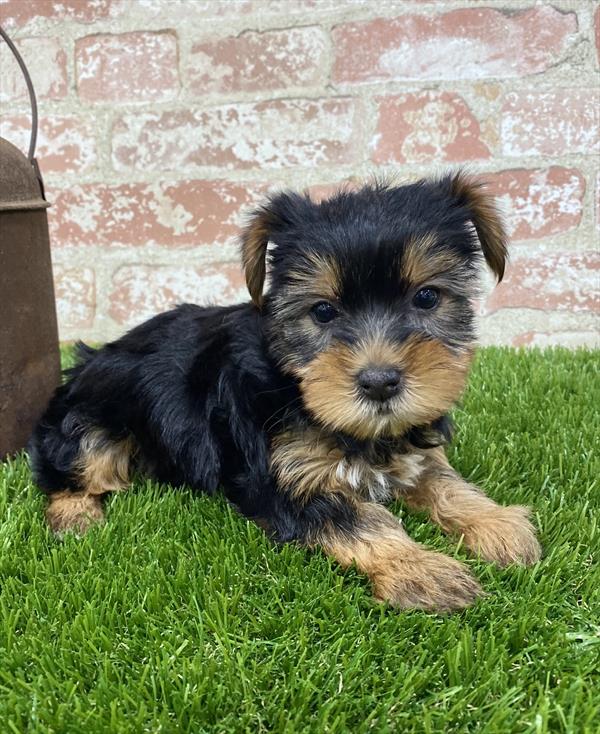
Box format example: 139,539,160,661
357,367,403,402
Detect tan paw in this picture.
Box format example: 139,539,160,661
462,504,541,567
46,491,105,536
373,550,483,612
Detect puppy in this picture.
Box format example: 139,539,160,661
29,172,541,612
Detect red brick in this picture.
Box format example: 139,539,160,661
0,0,113,29
76,31,179,103
108,264,247,326
53,266,95,330
48,180,263,247
187,27,327,94
0,114,97,174
501,91,600,156
486,168,585,240
332,6,576,84
372,92,490,164
0,36,66,102
112,98,358,171
486,253,600,314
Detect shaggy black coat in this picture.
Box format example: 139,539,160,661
29,304,360,541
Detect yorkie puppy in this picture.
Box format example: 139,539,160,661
30,172,541,612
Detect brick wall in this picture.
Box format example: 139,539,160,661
1,0,598,347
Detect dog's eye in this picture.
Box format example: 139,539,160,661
413,288,440,310
311,301,338,324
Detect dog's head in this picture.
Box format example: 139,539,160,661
241,173,507,440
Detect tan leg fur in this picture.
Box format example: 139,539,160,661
318,502,482,611
402,448,541,567
46,430,133,535
46,491,105,535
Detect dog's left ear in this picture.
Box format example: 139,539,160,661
443,172,508,281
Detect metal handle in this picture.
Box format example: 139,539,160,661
0,24,39,162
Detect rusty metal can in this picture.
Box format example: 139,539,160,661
0,26,60,458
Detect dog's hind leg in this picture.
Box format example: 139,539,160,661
45,491,105,535
45,429,134,535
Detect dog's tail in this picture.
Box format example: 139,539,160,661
28,341,99,493
63,340,97,378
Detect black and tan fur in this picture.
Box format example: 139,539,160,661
30,172,540,612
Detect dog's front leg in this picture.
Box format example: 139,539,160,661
402,448,541,567
266,491,482,612
264,428,481,611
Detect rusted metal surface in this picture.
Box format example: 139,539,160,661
0,137,60,458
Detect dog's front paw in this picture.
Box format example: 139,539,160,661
372,550,482,612
462,505,541,567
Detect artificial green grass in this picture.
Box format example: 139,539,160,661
1,347,598,733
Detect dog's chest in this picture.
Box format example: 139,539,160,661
270,428,424,504
334,452,424,502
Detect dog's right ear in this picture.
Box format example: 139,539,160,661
241,192,311,307
241,205,280,308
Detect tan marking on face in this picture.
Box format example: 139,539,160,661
294,343,373,438
400,338,472,426
286,252,341,302
296,335,473,439
401,234,463,285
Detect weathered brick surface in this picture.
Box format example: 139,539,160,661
333,7,577,84
373,92,490,164
501,91,600,156
512,331,599,348
0,36,67,102
76,32,179,102
1,1,596,346
119,1,338,24
187,27,328,94
53,266,95,330
112,98,358,171
109,264,246,326
486,253,600,314
0,0,114,29
486,168,585,240
49,180,263,247
0,114,97,173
